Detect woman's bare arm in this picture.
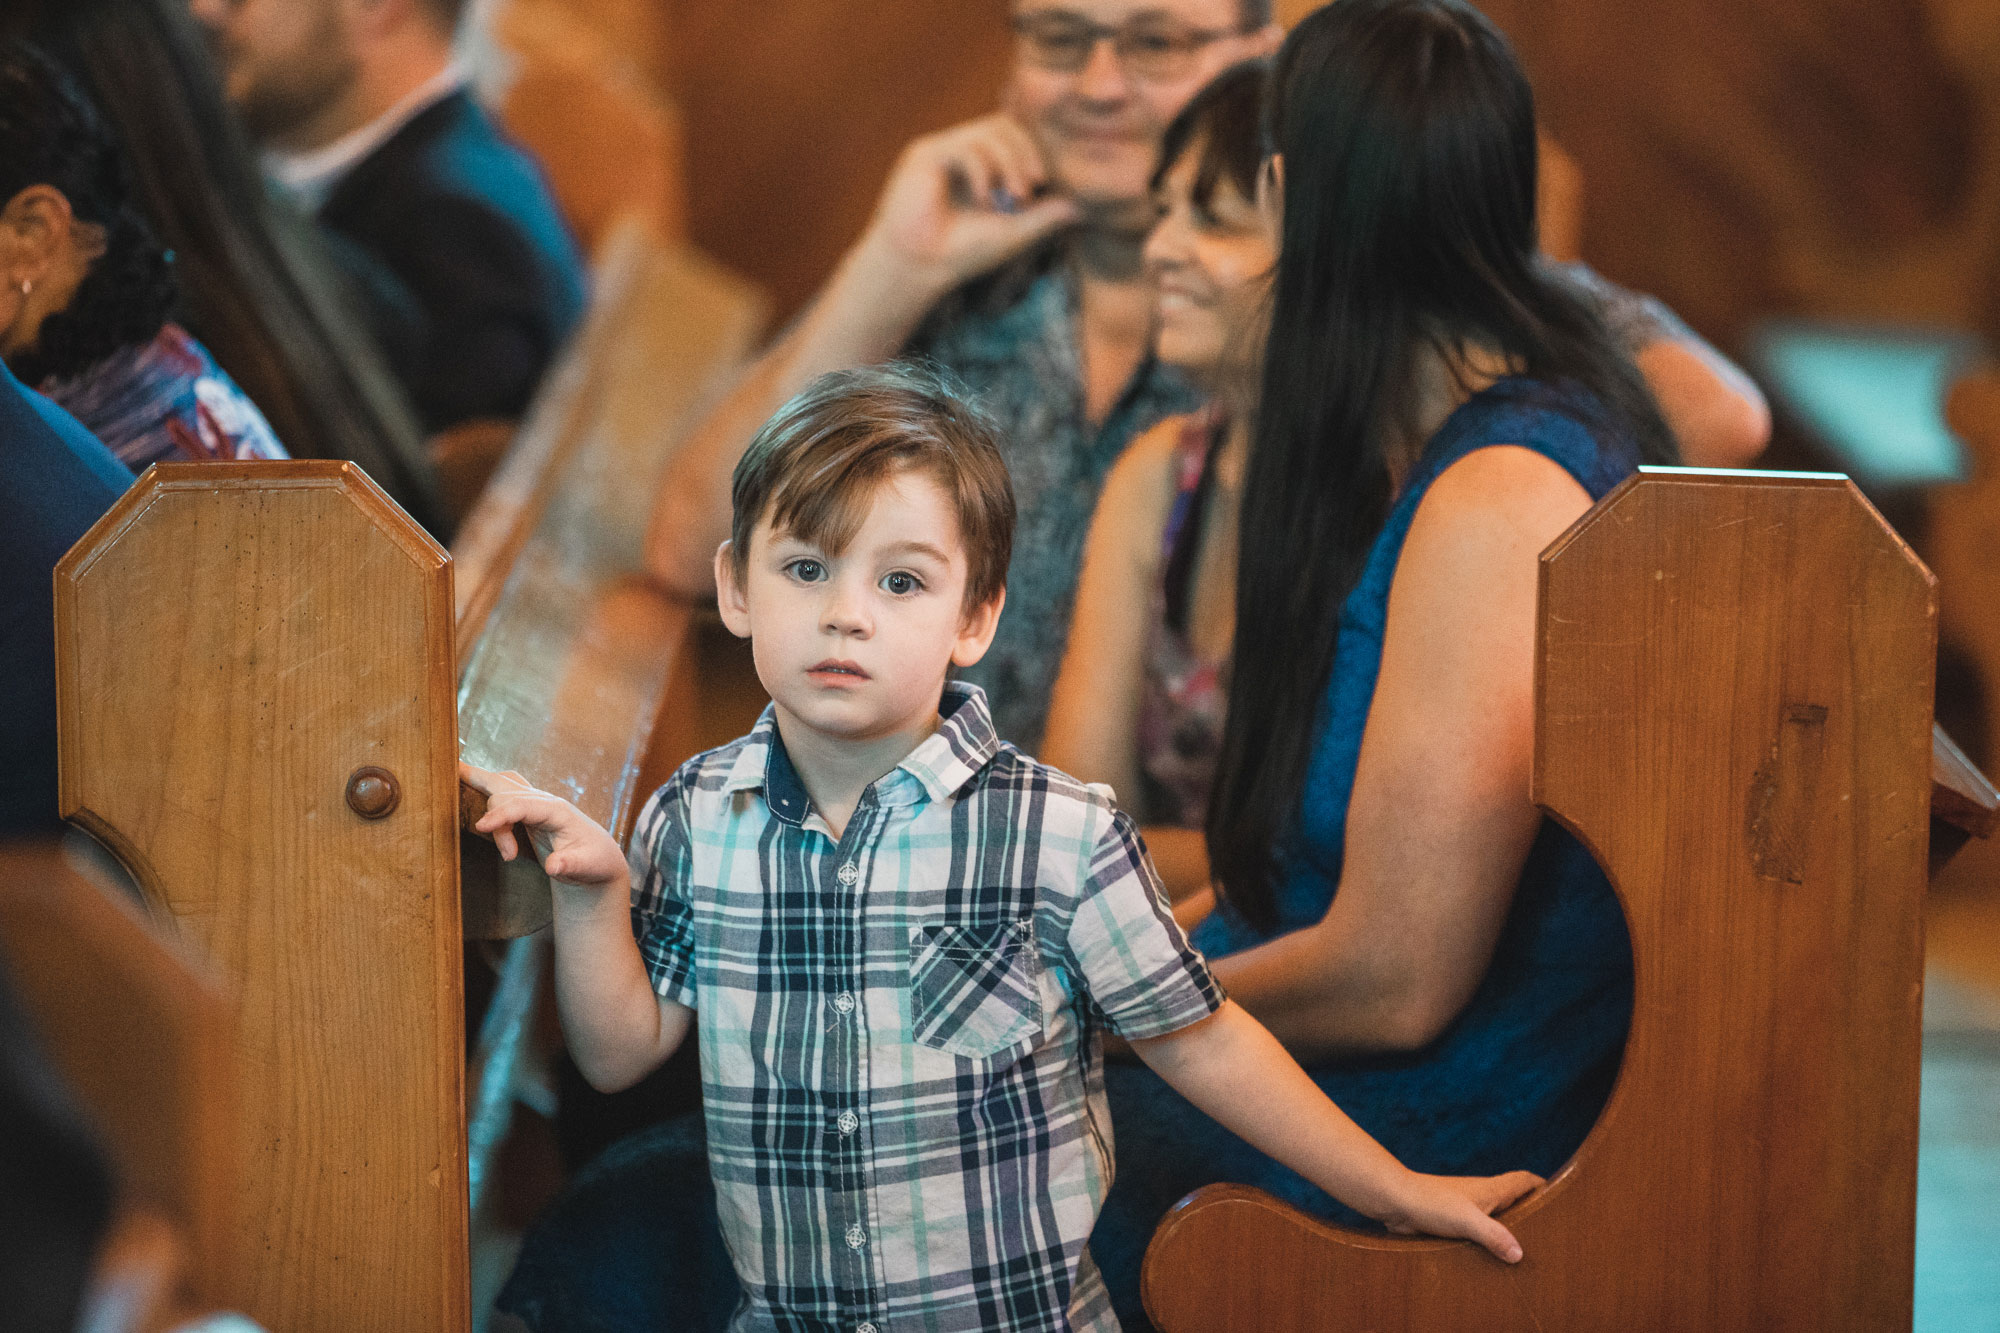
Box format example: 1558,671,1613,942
1636,338,1771,468
1043,417,1184,813
1205,446,1594,1062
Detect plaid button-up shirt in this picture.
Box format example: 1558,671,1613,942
628,683,1224,1333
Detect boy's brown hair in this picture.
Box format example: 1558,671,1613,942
729,363,1016,616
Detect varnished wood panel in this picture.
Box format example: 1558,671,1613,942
54,463,468,1333
1475,0,1998,346
1144,470,1936,1331
1926,367,2000,894
1276,0,2000,346
486,0,689,256
455,221,766,937
0,844,234,1312
665,0,1012,320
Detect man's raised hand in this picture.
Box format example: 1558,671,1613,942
862,114,1080,298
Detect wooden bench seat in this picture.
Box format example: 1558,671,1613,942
1142,467,1992,1333
51,219,764,1332
0,843,236,1331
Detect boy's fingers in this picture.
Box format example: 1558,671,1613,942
1474,1214,1524,1265
494,826,518,861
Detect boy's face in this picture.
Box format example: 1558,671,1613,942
716,470,1005,745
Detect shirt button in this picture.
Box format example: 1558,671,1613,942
837,1111,859,1135
857,1324,878,1333
832,991,856,1015
846,1223,867,1250
837,860,860,886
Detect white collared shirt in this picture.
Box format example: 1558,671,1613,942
263,62,469,212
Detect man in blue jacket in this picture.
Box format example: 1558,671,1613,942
192,0,585,434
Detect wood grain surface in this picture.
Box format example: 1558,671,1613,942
487,0,688,256
0,842,234,1314
1932,365,2000,769
1143,469,1937,1331
54,462,469,1333
454,220,766,937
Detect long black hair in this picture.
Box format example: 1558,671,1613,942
5,0,444,533
1204,0,1677,931
0,42,176,386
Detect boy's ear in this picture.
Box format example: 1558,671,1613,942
714,540,752,639
949,586,1006,670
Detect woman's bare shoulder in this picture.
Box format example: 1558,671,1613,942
1096,414,1201,545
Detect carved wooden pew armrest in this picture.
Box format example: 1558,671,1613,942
1141,469,1944,1333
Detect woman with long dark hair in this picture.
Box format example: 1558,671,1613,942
1091,1,1676,1323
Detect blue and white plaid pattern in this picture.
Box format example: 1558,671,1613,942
629,683,1224,1332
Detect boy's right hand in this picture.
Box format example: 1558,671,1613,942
1379,1169,1542,1265
460,762,625,888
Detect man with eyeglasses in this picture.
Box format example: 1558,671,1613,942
648,1,1284,755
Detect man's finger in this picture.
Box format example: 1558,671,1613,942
986,115,1051,181
1011,194,1081,238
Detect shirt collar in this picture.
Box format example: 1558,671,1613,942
722,683,1002,826
263,62,467,211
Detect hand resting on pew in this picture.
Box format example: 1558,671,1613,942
461,762,694,1095
1125,1002,1542,1263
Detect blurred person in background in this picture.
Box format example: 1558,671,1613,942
1043,58,1767,901
0,43,286,469
7,0,445,532
648,0,1768,755
191,0,586,436
0,355,130,840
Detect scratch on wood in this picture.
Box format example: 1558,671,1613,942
1745,703,1828,884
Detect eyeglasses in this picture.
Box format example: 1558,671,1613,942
1011,11,1248,83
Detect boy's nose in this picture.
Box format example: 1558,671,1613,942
822,586,872,637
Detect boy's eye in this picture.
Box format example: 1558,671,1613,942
881,571,922,596
785,558,826,583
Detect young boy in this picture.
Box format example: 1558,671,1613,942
464,364,1537,1333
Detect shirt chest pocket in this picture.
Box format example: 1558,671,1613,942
908,918,1047,1061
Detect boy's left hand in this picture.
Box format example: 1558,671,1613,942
460,762,626,888
1379,1170,1542,1264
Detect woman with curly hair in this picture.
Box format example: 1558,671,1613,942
0,41,285,468
3,0,443,529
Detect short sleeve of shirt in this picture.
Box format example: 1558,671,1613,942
628,769,700,1007
1063,807,1224,1039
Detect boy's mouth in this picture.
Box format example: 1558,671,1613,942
807,659,871,683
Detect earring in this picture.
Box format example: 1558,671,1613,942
16,279,28,297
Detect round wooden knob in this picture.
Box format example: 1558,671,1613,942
345,766,400,820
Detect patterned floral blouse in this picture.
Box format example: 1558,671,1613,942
907,245,1202,751
1136,407,1231,828
39,323,287,470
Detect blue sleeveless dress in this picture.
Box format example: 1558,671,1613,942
1091,376,1640,1327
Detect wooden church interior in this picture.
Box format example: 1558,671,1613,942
4,0,2000,1328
